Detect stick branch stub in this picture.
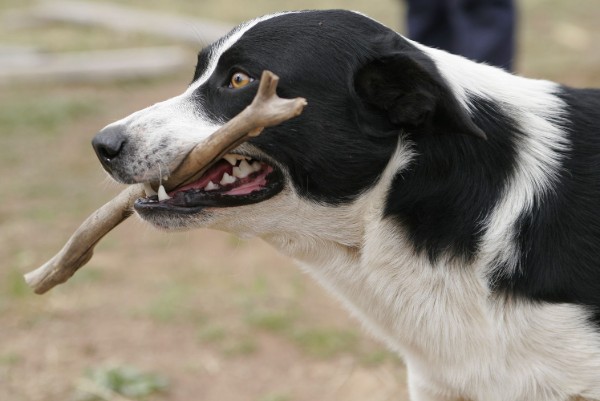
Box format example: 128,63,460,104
166,70,306,189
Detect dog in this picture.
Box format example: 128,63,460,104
91,10,600,401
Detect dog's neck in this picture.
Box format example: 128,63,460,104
261,139,414,261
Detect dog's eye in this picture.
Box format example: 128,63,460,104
229,72,254,89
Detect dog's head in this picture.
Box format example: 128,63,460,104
92,10,484,241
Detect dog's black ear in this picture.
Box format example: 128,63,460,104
355,50,486,140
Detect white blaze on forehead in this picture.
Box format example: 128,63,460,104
108,12,293,129
184,12,296,96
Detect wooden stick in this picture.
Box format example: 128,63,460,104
25,71,307,294
166,70,306,189
24,185,144,294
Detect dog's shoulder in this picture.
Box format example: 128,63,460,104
492,85,600,324
374,46,600,325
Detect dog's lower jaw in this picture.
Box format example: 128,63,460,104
134,207,216,231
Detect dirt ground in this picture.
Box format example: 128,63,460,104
1,1,599,401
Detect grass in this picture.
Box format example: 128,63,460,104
246,308,296,333
191,273,375,360
70,268,106,286
145,283,193,322
360,350,392,366
235,274,395,362
197,325,227,344
291,328,358,358
0,255,36,312
0,352,22,367
75,364,169,401
4,268,31,300
222,337,259,357
197,323,260,357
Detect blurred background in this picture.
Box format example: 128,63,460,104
0,1,598,400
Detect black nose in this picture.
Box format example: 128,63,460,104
92,125,126,166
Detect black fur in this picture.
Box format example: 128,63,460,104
192,11,404,202
354,44,486,140
492,88,600,323
351,35,521,262
384,96,520,262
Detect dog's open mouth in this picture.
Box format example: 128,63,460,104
134,154,283,214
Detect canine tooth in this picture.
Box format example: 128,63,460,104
240,159,254,173
251,161,262,172
220,172,237,186
158,185,171,201
163,175,169,181
143,183,157,196
205,181,219,191
232,167,243,178
233,160,254,179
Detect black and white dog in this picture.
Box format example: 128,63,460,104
91,10,600,401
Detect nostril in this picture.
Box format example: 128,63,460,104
92,126,126,163
96,142,121,160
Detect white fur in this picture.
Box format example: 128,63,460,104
105,14,600,401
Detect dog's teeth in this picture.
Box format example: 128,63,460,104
158,185,171,201
233,160,253,179
205,181,219,191
251,161,262,172
220,172,237,186
223,154,239,166
240,160,254,175
143,182,157,197
162,175,169,181
223,154,250,166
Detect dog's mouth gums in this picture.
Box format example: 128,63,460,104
134,154,283,214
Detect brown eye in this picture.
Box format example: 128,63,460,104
229,72,253,89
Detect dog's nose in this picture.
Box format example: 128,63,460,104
92,125,126,166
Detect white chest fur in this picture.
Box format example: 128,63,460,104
262,142,600,401
272,218,600,401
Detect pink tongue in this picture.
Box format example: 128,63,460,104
168,161,273,196
224,168,270,195
170,161,232,194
